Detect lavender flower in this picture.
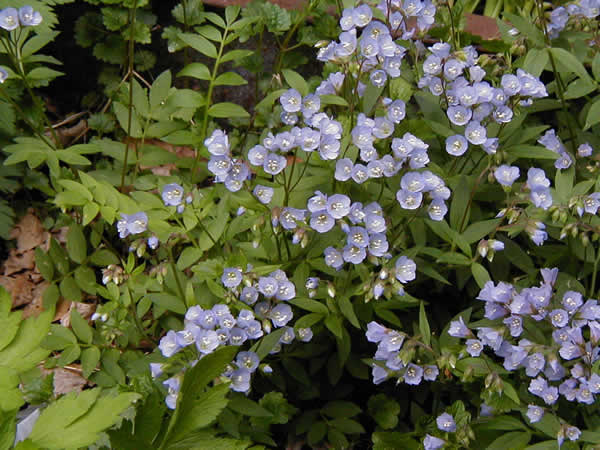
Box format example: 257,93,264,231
280,89,302,113
423,435,445,450
18,6,42,27
395,256,416,283
436,413,456,432
162,183,184,206
526,405,544,423
494,165,520,187
0,8,19,30
117,212,148,238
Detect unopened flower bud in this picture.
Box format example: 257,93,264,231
327,282,335,298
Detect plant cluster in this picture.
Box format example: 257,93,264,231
1,0,600,449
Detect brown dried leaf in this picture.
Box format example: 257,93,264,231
3,249,35,276
9,210,45,253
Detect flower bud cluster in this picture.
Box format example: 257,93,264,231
366,321,438,386
547,0,600,39
448,268,600,416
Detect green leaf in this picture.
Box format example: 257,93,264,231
81,347,101,379
228,394,273,417
584,97,600,130
225,5,240,24
0,367,24,411
150,70,172,111
324,314,343,339
208,102,249,118
471,263,491,288
593,52,600,81
564,78,596,100
214,72,247,86
321,401,361,419
196,24,222,42
66,223,87,264
450,175,470,232
146,293,186,314
419,301,431,347
74,265,97,295
178,63,211,81
89,249,119,266
254,327,286,360
522,48,548,77
487,431,531,450
462,219,502,244
220,49,254,64
26,67,64,83
30,389,141,449
113,102,143,138
330,417,365,434
35,248,54,282
504,13,544,46
179,32,217,58
55,150,91,166
368,394,400,430
372,432,419,450
0,288,21,352
0,306,53,373
337,296,359,328
288,297,328,315
82,203,100,226
171,383,230,443
307,421,327,446
436,252,472,265
70,310,93,344
60,276,82,302
555,166,574,204
177,247,204,271
281,69,308,97
506,144,559,160
162,347,237,446
549,47,593,84
319,94,349,107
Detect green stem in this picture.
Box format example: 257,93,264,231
192,24,230,178
167,247,186,302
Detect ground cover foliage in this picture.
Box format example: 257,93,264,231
0,0,600,448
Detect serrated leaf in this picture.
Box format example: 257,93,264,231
196,24,222,42
113,102,143,138
367,394,400,430
30,389,140,449
161,347,237,447
0,307,53,373
0,287,21,352
214,72,247,86
171,383,230,443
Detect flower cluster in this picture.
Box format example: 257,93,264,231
396,170,450,220
155,303,268,408
419,42,547,157
221,266,313,342
206,129,250,192
537,129,573,170
0,6,42,31
366,321,438,386
547,0,600,38
116,212,148,238
448,268,600,419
